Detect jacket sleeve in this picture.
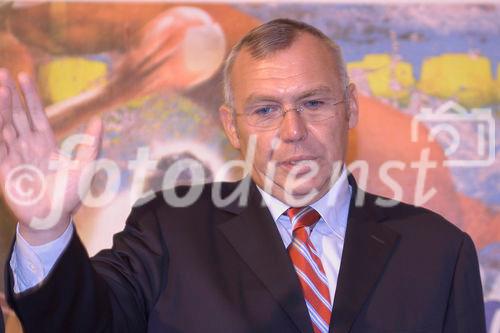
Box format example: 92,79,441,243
442,232,486,333
0,305,4,333
5,204,167,333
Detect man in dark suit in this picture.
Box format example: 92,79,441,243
0,19,485,333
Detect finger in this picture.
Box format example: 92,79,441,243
2,125,17,146
0,86,18,145
75,116,103,163
0,139,7,157
0,142,8,164
0,69,31,136
0,69,12,114
18,73,51,132
0,85,8,128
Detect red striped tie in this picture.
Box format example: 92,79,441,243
287,207,332,333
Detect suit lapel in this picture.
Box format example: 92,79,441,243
216,176,400,333
330,176,401,333
217,181,314,333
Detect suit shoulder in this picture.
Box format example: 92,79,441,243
129,181,241,216
363,191,466,243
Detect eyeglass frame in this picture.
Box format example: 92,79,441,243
231,87,350,130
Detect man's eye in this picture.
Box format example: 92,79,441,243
252,106,279,116
303,100,324,110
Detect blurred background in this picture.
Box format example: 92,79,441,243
0,1,498,332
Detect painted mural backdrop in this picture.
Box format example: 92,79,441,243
0,2,498,332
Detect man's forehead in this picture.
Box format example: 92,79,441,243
243,85,336,105
235,35,331,67
231,47,340,99
231,35,338,81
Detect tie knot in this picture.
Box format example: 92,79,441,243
287,206,321,230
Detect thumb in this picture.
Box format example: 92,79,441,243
75,116,103,164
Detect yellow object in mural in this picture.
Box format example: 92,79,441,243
497,63,500,102
38,58,107,104
347,54,416,104
418,54,497,107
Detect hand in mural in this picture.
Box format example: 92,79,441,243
39,6,227,138
0,69,103,245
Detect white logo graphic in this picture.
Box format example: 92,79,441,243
411,101,495,167
5,164,47,206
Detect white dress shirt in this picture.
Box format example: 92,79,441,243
10,222,75,293
257,167,352,305
10,168,352,299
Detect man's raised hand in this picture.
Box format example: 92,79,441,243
0,69,103,245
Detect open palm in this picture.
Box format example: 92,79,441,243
0,69,102,243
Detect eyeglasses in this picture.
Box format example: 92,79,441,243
234,97,346,130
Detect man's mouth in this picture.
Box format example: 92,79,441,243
278,157,319,172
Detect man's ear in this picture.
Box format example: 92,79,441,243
346,82,359,129
219,104,241,149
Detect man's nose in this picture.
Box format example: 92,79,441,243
279,108,307,142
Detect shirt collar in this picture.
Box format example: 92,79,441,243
257,166,351,237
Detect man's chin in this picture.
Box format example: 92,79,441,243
257,175,325,205
280,184,323,206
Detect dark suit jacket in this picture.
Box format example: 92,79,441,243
5,176,486,333
0,307,4,333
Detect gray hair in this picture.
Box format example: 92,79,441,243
222,18,349,107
